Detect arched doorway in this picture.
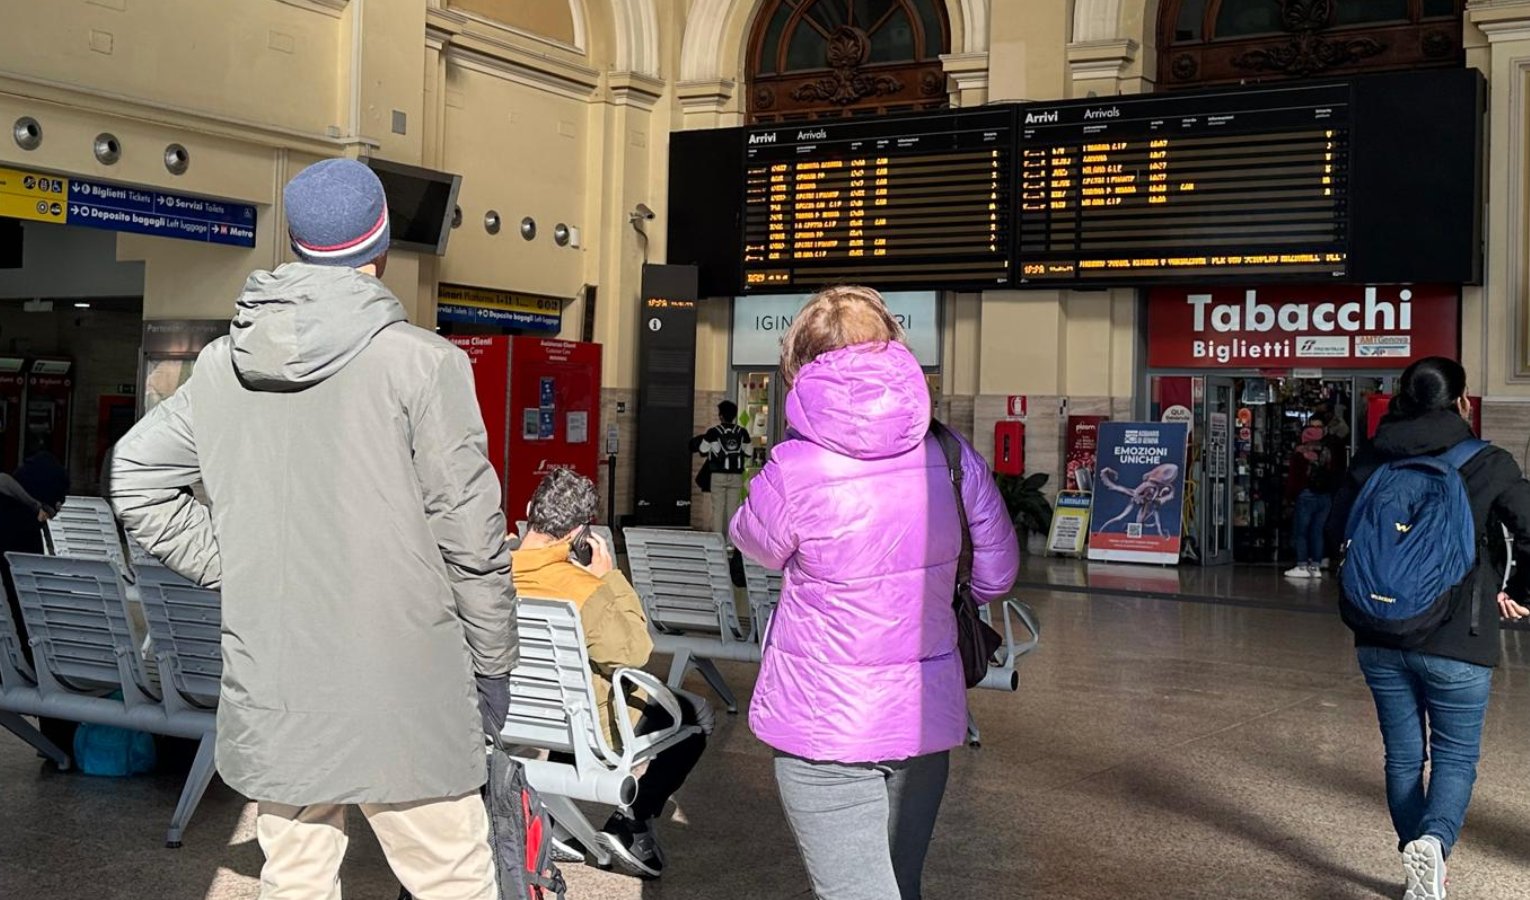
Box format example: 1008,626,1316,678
747,0,951,123
1157,0,1465,89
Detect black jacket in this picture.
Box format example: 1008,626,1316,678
1325,411,1530,667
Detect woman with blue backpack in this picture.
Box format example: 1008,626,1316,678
1326,357,1530,900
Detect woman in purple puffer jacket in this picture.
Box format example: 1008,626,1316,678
731,286,1021,900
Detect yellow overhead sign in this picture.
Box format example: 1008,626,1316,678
437,283,562,315
0,166,68,225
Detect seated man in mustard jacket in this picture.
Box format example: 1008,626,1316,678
512,469,711,879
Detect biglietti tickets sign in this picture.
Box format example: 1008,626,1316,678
1147,285,1459,369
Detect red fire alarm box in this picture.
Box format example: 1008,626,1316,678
994,420,1024,475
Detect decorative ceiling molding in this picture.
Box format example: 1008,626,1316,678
1068,38,1140,81
940,51,990,95
1468,0,1530,42
273,0,349,17
427,6,586,60
443,43,600,103
608,72,666,110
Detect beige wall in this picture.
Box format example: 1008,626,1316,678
3,0,1526,509
448,0,579,45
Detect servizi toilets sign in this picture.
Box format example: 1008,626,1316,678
1147,285,1459,368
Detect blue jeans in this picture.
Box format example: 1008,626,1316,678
1357,646,1493,856
1292,490,1332,564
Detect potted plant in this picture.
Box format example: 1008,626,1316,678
996,472,1054,551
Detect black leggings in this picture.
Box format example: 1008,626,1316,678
628,697,707,822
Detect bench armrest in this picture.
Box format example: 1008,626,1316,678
610,667,687,765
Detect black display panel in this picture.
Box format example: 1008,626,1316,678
634,264,699,527
667,129,743,298
740,108,1012,292
1017,83,1351,285
1014,69,1482,288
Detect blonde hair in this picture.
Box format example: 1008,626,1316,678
780,285,906,387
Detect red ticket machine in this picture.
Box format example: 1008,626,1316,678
0,358,25,472
24,359,73,462
450,336,603,523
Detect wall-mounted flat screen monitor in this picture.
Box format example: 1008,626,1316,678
360,157,462,256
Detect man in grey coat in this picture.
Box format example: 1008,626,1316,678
111,158,514,899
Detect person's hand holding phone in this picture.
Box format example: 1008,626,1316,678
575,531,615,578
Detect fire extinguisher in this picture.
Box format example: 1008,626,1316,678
994,420,1024,475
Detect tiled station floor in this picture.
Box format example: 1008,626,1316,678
7,561,1530,899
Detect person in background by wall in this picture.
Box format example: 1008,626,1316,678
0,453,71,754
696,400,750,545
1285,417,1340,579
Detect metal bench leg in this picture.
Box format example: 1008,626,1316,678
694,658,739,715
966,709,981,748
0,710,70,769
165,732,217,849
666,648,694,691
542,794,611,868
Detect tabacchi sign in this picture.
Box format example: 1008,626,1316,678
1147,285,1459,369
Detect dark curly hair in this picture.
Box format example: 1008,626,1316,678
526,468,597,538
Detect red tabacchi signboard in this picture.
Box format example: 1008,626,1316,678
1147,284,1459,369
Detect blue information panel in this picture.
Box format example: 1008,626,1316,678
66,178,256,248
437,303,560,332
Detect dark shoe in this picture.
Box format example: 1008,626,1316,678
550,834,587,865
599,814,664,879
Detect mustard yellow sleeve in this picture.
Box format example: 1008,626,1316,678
580,575,654,674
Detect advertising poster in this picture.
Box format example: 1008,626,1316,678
1088,422,1190,565
1064,415,1107,492
1047,491,1093,556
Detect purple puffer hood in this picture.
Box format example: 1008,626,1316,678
731,341,1020,764
784,342,931,461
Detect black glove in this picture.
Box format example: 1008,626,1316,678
476,674,510,737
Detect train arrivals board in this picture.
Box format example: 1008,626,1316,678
1017,83,1351,285
741,108,1012,292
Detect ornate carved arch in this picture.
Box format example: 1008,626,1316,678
1158,0,1465,89
746,0,952,123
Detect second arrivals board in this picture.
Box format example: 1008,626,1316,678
1017,82,1351,284
666,69,1483,294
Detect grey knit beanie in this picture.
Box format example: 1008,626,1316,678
284,158,391,268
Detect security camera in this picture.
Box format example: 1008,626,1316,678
630,203,656,223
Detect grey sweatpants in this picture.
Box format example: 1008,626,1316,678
774,751,951,900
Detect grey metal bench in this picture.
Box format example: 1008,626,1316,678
46,496,127,566
622,528,752,713
2,552,218,847
503,596,702,868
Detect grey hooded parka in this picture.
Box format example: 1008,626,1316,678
111,263,516,805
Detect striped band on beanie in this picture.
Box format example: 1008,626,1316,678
283,158,392,269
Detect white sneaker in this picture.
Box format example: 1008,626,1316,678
1307,565,1324,579
1403,836,1447,900
1284,566,1314,579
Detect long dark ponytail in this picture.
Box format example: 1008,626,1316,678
1390,356,1466,420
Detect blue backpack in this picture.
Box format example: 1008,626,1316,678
1339,439,1488,643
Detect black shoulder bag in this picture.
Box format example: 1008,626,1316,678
932,421,1003,689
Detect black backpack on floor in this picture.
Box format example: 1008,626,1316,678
399,742,566,900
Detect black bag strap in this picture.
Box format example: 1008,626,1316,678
931,421,973,606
